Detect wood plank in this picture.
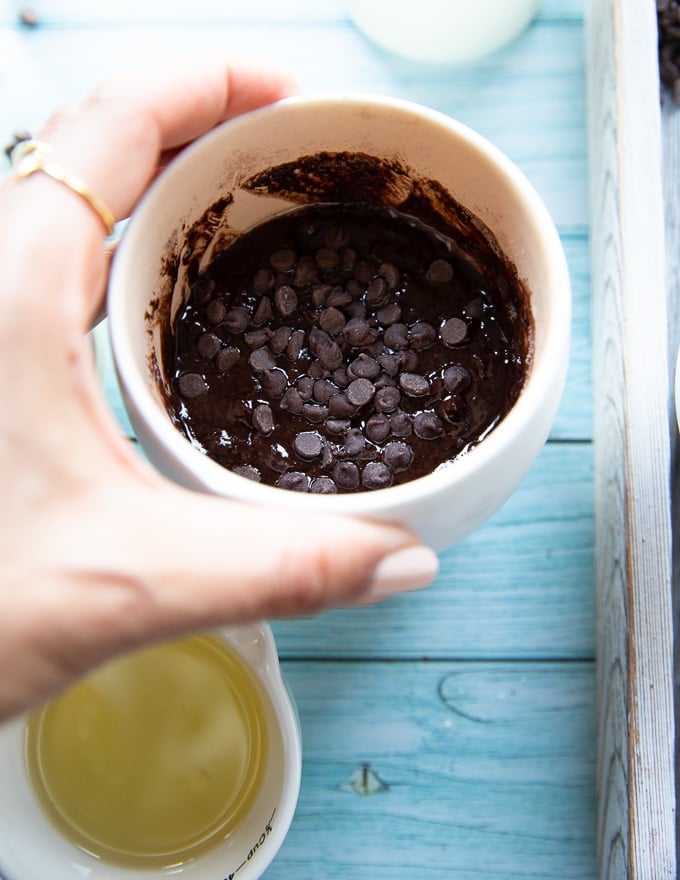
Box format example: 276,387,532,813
662,91,680,880
267,660,596,879
272,441,594,661
585,0,676,877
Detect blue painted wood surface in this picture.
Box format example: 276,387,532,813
0,1,595,876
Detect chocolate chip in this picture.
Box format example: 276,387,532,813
244,328,269,348
441,317,468,347
312,284,331,307
376,302,402,325
332,461,360,490
303,403,329,423
252,404,275,435
286,329,305,361
177,372,208,398
280,387,304,414
377,353,400,376
269,326,292,355
426,258,454,283
260,368,288,397
342,428,367,458
270,248,297,271
294,431,324,460
345,278,363,299
354,259,376,284
384,323,409,350
332,367,350,387
409,321,437,350
253,268,275,294
327,287,353,307
311,476,338,494
319,306,346,335
326,418,351,435
374,386,401,413
294,257,318,286
399,349,419,372
197,332,222,359
443,364,471,392
341,247,357,271
313,379,334,404
329,392,357,418
252,296,274,325
296,376,315,400
383,441,414,473
224,307,250,333
316,337,344,371
344,318,379,347
390,410,413,437
365,276,388,305
413,411,444,439
204,300,227,325
365,413,391,443
249,347,276,372
378,262,400,290
348,354,381,379
233,465,261,482
276,471,310,492
315,248,339,270
275,285,298,317
215,346,240,372
399,373,430,397
347,377,375,406
361,461,393,490
345,300,367,320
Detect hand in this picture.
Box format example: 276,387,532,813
0,60,438,722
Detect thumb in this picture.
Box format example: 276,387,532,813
63,479,439,642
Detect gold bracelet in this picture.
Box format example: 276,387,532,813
11,139,116,237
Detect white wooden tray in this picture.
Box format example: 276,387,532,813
586,0,676,876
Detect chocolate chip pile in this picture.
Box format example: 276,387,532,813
166,203,529,493
658,0,680,102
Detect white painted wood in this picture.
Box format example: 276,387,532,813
585,0,676,877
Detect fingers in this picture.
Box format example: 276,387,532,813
37,58,299,221
46,478,438,650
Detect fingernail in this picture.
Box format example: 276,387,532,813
366,545,439,601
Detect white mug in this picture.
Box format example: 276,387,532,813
107,94,571,552
0,623,301,880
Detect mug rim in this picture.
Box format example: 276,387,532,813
107,92,571,517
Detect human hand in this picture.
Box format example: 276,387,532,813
0,60,439,722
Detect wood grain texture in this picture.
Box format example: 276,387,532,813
661,90,680,876
272,440,594,661
585,0,676,877
270,661,596,880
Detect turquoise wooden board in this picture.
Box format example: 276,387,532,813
272,441,594,660
268,660,596,879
